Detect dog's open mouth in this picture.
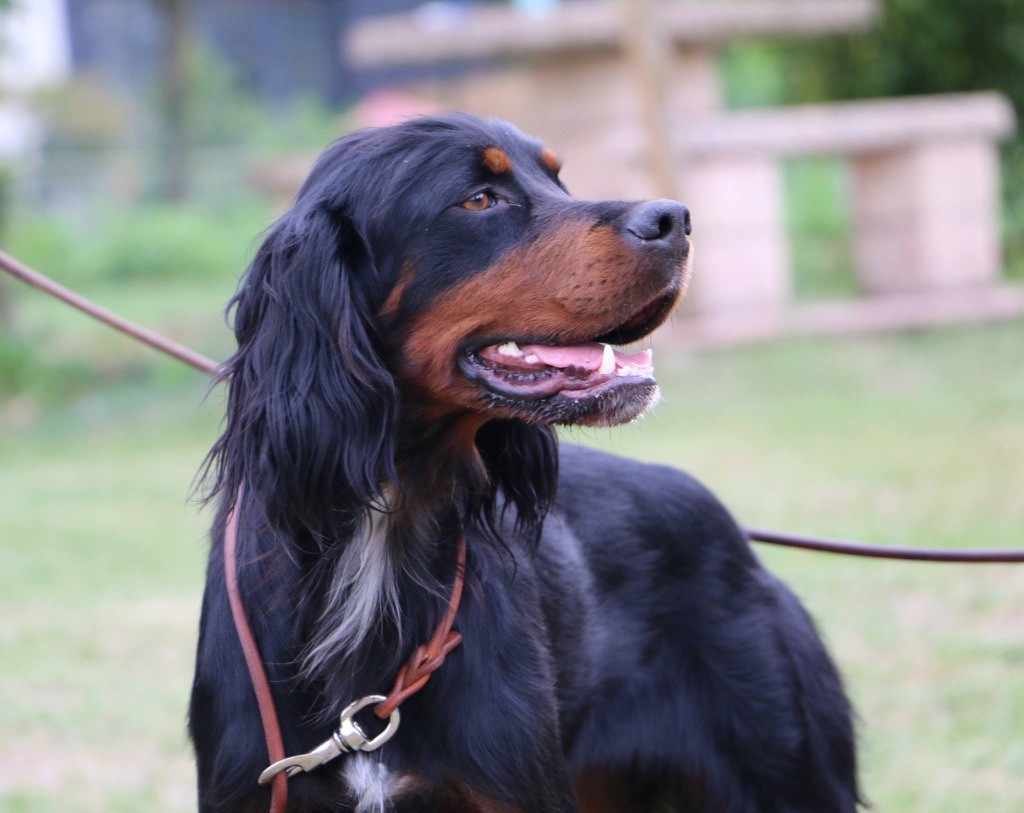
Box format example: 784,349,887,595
470,341,654,401
460,289,676,406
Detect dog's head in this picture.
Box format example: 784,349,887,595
211,115,690,536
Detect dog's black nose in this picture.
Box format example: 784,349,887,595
623,200,691,246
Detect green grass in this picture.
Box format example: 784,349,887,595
786,158,860,301
2,318,1023,811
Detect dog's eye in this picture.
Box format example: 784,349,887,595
462,191,496,211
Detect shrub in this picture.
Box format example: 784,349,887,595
780,0,1024,113
90,205,262,282
6,202,271,287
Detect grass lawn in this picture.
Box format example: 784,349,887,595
1,311,1023,811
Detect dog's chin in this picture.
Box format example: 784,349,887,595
458,286,678,427
478,378,662,427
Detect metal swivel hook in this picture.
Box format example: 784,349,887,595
257,695,400,785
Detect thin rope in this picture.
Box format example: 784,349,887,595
746,527,1024,563
0,248,219,374
3,249,1021,565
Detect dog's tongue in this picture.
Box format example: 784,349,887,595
520,343,605,370
519,343,653,374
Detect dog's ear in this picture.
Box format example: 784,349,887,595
206,205,397,541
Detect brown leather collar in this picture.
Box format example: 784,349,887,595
224,487,467,812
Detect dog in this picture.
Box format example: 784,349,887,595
189,114,860,813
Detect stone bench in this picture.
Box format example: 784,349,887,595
665,92,1017,312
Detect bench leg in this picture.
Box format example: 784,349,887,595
680,154,792,312
852,139,1003,294
668,46,723,117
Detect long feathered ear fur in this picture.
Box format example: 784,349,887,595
472,420,559,548
203,204,397,543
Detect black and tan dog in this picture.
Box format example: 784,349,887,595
189,114,860,812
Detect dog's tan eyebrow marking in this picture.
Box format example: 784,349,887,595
482,147,512,175
539,147,562,173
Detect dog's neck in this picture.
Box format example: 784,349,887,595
395,411,492,510
298,417,486,705
295,414,556,715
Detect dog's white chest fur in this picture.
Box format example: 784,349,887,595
303,500,399,677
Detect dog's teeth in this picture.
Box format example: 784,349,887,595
616,366,633,377
598,343,616,375
497,341,523,357
524,353,540,364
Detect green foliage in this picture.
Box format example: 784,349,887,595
82,205,261,282
774,0,1024,273
0,164,11,234
25,41,347,207
173,43,350,156
178,43,263,147
719,41,791,109
0,330,33,392
177,43,352,152
247,95,354,156
173,43,348,152
785,159,858,299
1001,141,1024,280
5,202,270,287
33,74,129,146
722,2,1024,284
780,0,1024,113
0,330,96,402
0,200,268,403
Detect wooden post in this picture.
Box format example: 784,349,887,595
624,0,677,200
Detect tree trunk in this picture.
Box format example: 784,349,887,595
0,1,13,326
625,0,677,201
157,0,189,201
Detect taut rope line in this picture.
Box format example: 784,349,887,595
2,249,1021,564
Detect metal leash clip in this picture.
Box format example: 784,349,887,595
258,695,400,785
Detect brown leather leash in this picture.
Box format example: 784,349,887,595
223,487,288,813
0,248,219,374
224,486,466,809
375,537,466,720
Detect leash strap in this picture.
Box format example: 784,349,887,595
0,248,219,375
375,535,466,719
225,487,467,811
224,486,289,813
4,249,1022,565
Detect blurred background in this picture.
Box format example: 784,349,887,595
0,1,1022,810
